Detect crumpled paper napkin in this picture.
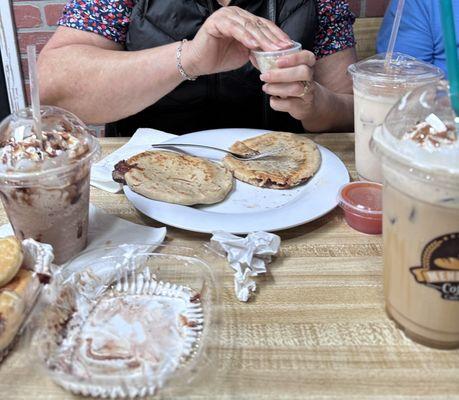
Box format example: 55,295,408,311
210,231,281,302
91,128,177,193
0,205,167,267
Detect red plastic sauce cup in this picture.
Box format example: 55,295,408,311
337,181,383,235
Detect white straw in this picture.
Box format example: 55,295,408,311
27,45,43,141
385,0,405,68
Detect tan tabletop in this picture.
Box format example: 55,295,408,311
1,134,458,399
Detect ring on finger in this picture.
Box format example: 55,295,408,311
299,81,312,97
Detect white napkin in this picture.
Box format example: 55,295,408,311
91,128,177,193
210,231,281,302
0,205,167,266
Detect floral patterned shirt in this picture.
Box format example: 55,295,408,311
58,0,356,58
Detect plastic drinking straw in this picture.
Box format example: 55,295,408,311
384,0,406,68
440,0,459,116
26,45,43,141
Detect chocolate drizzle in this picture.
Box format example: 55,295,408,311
406,121,456,148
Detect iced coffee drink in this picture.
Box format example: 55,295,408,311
0,106,100,264
349,53,443,182
372,81,459,348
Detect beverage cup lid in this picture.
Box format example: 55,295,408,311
348,52,444,86
371,80,459,186
0,106,100,182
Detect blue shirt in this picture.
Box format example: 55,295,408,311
377,0,459,77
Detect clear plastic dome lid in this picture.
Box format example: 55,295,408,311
0,106,100,177
348,53,444,86
371,80,459,183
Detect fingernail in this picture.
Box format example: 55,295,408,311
276,58,286,67
260,73,267,81
262,83,268,90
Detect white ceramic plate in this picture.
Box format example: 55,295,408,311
124,128,349,234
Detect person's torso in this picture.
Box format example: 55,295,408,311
108,0,318,136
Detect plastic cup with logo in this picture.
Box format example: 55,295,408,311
0,106,100,264
348,53,443,183
252,41,302,73
371,80,459,349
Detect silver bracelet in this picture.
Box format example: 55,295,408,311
176,39,197,81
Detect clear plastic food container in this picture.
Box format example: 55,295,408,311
31,244,223,398
337,181,383,234
252,41,302,73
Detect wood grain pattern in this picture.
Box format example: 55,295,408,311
0,135,458,400
354,17,382,60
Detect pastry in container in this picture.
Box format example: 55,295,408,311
0,236,53,362
32,244,222,398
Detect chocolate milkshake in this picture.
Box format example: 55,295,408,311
0,106,100,264
349,53,443,183
372,81,459,348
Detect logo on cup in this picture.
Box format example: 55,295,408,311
410,233,459,301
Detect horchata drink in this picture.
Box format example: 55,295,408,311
348,53,443,183
0,106,100,264
372,81,459,349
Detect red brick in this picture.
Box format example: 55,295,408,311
365,0,390,17
348,0,361,17
44,4,65,26
18,31,54,54
13,5,41,28
20,57,29,79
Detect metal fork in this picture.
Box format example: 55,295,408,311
151,143,284,161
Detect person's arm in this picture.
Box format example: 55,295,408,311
38,27,190,124
376,0,434,63
39,6,290,125
260,0,357,132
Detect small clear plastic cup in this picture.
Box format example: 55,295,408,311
337,181,383,235
252,41,302,73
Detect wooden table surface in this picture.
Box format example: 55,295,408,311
1,134,458,399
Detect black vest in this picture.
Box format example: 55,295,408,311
107,0,317,136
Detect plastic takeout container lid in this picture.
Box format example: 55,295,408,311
348,52,444,85
251,41,301,57
337,181,383,217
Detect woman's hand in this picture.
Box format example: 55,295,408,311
182,6,291,77
260,50,319,122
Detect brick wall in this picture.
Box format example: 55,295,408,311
11,0,390,136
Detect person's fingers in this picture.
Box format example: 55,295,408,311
210,16,260,49
262,82,306,98
233,8,291,44
276,50,316,68
239,18,283,51
269,96,310,120
260,64,313,83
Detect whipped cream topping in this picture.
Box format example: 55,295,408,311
0,125,89,171
403,113,457,150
